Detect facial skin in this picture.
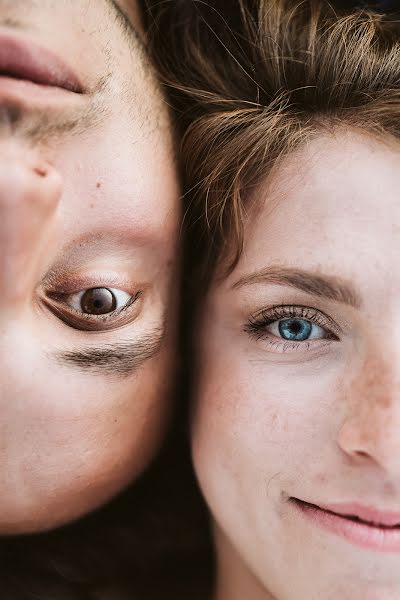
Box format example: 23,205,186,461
192,131,400,599
0,0,180,534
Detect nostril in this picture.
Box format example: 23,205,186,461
354,450,370,460
33,164,48,178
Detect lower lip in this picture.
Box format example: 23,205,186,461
0,76,83,107
292,499,400,553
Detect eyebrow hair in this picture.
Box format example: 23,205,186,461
53,326,165,377
232,266,361,308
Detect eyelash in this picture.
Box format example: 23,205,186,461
244,305,340,353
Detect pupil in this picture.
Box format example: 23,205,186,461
81,288,116,315
278,318,312,341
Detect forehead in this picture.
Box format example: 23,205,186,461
235,131,400,281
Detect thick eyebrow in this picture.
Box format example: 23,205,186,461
52,326,165,377
232,266,361,308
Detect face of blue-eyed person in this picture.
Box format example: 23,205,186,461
0,0,180,534
192,131,400,600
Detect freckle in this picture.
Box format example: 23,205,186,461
316,473,327,484
267,412,278,430
96,181,102,189
384,480,396,496
347,352,392,411
90,203,94,209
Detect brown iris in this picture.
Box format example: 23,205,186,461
80,288,117,315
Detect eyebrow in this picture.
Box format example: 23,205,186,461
52,326,165,377
232,266,361,308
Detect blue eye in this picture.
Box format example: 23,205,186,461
245,305,338,350
278,318,312,341
268,317,326,341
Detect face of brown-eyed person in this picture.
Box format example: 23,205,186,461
192,131,400,600
0,0,180,535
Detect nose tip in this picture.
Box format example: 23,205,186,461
337,359,400,479
0,142,61,216
0,142,63,307
338,414,400,479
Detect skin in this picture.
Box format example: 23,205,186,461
192,131,400,600
0,0,180,534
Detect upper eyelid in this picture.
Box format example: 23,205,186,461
255,304,334,322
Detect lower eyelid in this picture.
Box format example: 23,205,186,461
264,336,335,354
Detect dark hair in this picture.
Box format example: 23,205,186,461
0,430,213,600
143,0,400,293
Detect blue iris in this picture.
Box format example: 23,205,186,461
278,318,312,341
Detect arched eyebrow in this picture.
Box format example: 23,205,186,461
232,266,361,308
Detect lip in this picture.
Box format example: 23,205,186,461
317,502,400,527
0,32,83,92
292,498,400,553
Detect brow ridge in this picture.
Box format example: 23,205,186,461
233,266,361,308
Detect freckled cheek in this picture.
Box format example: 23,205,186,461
192,349,340,494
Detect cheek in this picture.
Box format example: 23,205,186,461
191,322,343,509
1,353,170,534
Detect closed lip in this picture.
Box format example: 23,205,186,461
292,497,400,553
0,32,83,93
314,501,400,527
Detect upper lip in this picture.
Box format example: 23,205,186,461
299,500,400,527
0,32,83,93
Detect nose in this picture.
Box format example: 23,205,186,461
337,354,400,478
0,141,62,310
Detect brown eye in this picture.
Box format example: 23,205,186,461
43,286,138,332
80,288,117,315
66,287,132,315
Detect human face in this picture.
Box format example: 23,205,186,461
192,132,400,600
0,0,180,534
